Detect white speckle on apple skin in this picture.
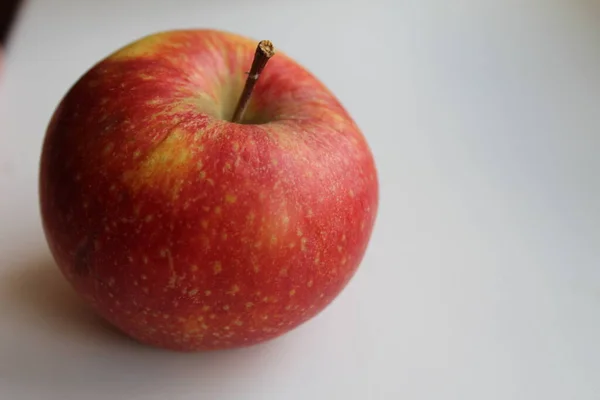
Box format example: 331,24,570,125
213,261,222,274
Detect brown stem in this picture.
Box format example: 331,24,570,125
231,40,275,123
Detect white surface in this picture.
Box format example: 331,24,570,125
0,0,599,398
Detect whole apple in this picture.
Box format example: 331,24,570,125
39,29,378,351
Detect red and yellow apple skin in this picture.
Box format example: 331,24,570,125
39,29,378,351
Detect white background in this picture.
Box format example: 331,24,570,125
0,0,599,398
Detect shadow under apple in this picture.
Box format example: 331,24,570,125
0,256,127,345
0,254,286,398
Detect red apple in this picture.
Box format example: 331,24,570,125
39,29,378,351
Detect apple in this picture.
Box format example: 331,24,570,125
39,29,378,351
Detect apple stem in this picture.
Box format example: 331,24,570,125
231,40,275,124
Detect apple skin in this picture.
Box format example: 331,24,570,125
39,29,378,351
